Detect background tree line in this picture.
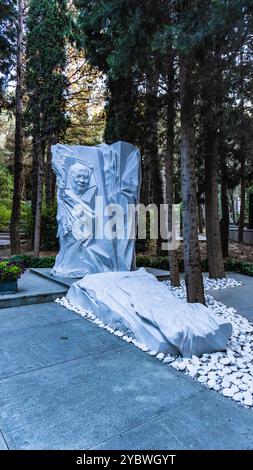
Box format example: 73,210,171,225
0,0,253,303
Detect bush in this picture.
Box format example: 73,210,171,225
0,205,11,230
0,260,26,282
136,255,208,272
2,254,253,277
136,255,252,276
9,255,56,269
224,259,253,277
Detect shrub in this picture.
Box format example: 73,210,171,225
224,259,253,277
1,254,253,278
9,255,56,268
0,205,11,230
136,255,252,276
0,260,26,282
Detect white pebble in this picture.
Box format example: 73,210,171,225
223,388,234,397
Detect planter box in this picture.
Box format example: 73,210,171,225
0,280,18,295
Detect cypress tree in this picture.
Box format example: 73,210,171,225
26,0,68,255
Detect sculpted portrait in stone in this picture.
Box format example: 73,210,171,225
63,162,96,241
51,142,141,278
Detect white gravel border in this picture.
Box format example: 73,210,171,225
56,275,253,409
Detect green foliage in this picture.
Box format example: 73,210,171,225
136,255,207,273
40,203,58,251
0,259,25,281
224,259,253,277
2,254,253,278
73,0,151,144
0,0,15,109
25,0,69,140
0,205,11,230
9,255,56,268
20,200,58,251
0,162,13,206
0,162,13,229
20,201,32,235
136,255,253,277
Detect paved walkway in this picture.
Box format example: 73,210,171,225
210,273,253,323
0,279,253,450
0,271,67,309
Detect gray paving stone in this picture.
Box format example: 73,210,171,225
0,346,203,450
0,302,76,334
92,388,253,450
210,274,253,322
0,317,125,379
0,430,8,450
0,272,253,450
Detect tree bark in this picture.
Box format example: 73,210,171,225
10,0,24,254
197,197,204,234
238,152,246,244
33,140,44,257
249,192,253,229
164,55,180,287
139,148,151,251
180,58,204,304
238,50,246,244
144,73,163,255
45,140,56,206
220,154,229,258
230,189,236,224
205,132,225,278
31,137,38,242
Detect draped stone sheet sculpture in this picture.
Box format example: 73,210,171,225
66,268,232,357
51,142,141,278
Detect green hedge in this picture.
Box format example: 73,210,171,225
8,255,56,269
136,255,208,272
3,254,253,277
223,259,253,277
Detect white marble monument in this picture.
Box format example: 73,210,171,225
51,142,141,278
52,141,232,357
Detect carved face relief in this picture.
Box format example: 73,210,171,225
68,163,91,196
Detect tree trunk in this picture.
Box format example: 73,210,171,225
249,192,253,229
197,192,204,234
230,189,236,224
205,132,225,278
45,140,56,206
145,73,163,255
180,58,204,304
139,149,151,251
238,50,246,244
33,141,44,258
238,153,246,244
31,137,38,243
220,154,229,258
164,55,180,287
10,0,24,254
